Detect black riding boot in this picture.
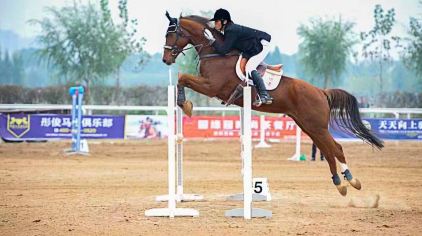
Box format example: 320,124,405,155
250,70,273,106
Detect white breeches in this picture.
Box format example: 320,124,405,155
245,39,271,77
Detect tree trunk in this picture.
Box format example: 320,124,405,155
113,68,121,105
83,78,91,106
379,59,383,93
323,74,330,89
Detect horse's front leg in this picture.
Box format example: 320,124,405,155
177,73,214,117
176,84,193,117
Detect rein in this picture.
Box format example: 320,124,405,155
164,19,239,61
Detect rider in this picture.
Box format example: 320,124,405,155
203,8,274,105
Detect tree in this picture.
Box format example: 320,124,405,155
0,48,5,84
298,17,356,88
99,0,147,104
2,50,13,84
10,52,24,85
361,4,399,93
265,46,282,64
30,1,145,104
402,1,422,79
0,49,25,86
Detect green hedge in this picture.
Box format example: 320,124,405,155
0,85,167,106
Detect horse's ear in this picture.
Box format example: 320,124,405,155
179,12,183,18
165,11,178,24
165,11,172,21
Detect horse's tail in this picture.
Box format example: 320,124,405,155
325,89,384,149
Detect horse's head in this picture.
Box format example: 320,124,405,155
162,12,191,65
162,12,218,65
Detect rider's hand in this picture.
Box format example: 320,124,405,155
203,29,215,44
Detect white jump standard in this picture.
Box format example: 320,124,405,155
288,125,302,161
145,85,199,217
225,85,272,219
255,114,271,148
155,106,203,202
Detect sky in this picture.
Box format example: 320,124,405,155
0,0,420,55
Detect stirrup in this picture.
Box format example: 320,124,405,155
253,94,263,107
253,94,272,107
263,96,273,105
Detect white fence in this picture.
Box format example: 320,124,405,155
1,104,422,118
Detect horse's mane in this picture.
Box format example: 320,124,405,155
181,15,210,27
180,15,222,38
182,15,223,33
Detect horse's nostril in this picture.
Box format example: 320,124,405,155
162,59,166,63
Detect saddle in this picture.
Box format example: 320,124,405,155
235,55,283,91
224,55,284,106
239,58,282,74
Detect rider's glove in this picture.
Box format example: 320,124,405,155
203,29,216,44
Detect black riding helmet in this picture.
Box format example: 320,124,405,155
210,8,232,22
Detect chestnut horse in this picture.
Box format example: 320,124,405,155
162,13,384,196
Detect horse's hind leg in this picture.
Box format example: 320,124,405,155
334,141,361,190
293,118,347,196
311,131,348,196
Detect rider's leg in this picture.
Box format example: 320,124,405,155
246,40,273,105
311,143,317,161
259,62,283,72
250,70,272,105
240,58,248,75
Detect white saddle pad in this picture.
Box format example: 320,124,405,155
235,55,283,91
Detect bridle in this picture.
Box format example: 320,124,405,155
163,19,208,57
163,14,238,61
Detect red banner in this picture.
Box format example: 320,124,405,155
183,115,308,140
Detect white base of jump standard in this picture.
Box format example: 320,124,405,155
225,208,272,218
155,193,203,202
227,193,268,201
145,208,199,217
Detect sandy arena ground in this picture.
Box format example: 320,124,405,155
1,140,422,235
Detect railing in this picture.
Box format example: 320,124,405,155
0,104,421,118
359,108,422,118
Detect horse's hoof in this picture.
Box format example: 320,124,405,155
348,178,362,190
336,184,347,196
182,100,193,117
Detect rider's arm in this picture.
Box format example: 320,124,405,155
212,29,237,55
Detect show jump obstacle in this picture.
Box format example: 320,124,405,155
65,86,89,155
154,95,203,202
145,69,270,219
144,83,200,217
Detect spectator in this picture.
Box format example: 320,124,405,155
311,143,324,161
